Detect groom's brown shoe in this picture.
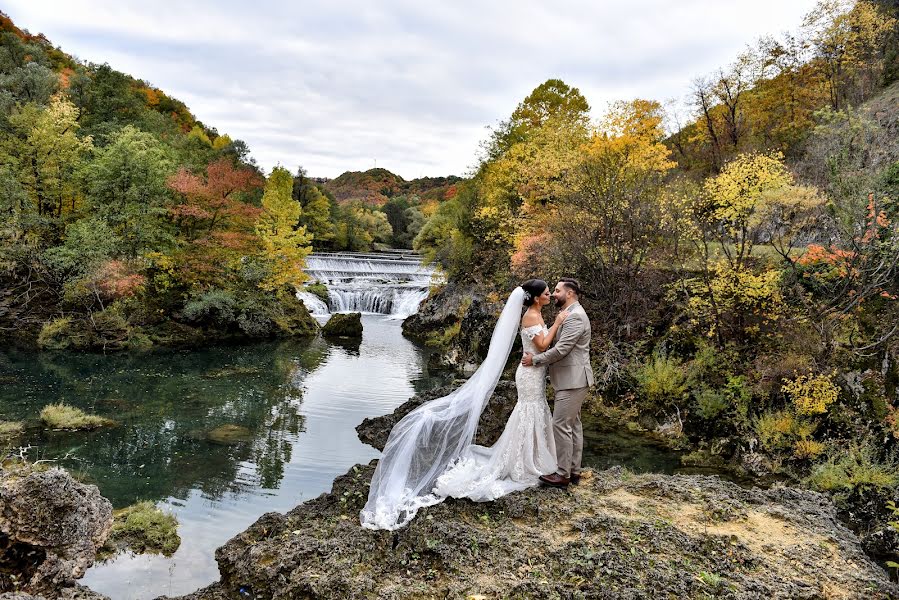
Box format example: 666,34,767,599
539,473,570,488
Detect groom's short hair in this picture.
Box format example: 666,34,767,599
559,278,581,296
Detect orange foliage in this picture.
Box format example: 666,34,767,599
92,260,146,300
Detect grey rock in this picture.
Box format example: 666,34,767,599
0,464,112,598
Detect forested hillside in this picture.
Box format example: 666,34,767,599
411,0,899,534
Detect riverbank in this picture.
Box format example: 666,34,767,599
158,378,897,600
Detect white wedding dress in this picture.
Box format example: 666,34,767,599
432,323,557,501
360,287,555,531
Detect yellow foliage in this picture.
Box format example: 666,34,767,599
793,439,826,460
782,372,840,416
256,166,312,291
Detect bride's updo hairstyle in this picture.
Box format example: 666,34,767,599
521,279,548,307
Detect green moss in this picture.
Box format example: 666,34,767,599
304,282,330,303
321,312,363,338
40,403,115,430
0,420,24,439
99,501,181,559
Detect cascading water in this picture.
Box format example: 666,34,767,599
297,250,439,318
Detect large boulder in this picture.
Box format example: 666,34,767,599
402,283,506,371
0,463,112,598
321,313,363,338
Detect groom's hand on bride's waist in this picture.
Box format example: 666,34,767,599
521,352,534,366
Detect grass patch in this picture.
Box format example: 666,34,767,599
40,403,114,430
99,501,181,559
0,420,24,439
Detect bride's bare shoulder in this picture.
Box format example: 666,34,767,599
521,311,544,328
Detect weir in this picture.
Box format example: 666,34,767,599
297,250,438,318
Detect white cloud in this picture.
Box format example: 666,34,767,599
5,0,820,178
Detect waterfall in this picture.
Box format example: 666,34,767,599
297,250,438,318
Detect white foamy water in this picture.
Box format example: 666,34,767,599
298,250,439,318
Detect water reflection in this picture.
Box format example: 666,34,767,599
0,316,445,599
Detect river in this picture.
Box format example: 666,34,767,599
0,252,692,599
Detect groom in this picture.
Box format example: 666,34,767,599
521,278,593,488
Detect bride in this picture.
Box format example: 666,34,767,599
360,279,569,530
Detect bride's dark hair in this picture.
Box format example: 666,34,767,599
521,279,548,307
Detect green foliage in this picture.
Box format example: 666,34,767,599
633,353,688,409
806,442,899,493
40,403,114,430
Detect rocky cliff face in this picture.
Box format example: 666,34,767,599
0,463,112,599
164,386,899,600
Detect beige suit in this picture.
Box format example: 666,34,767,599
532,302,593,478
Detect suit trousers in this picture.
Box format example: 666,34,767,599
552,386,589,478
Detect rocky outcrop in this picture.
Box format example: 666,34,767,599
165,380,899,600
321,312,363,338
164,462,897,600
0,463,112,598
403,283,509,371
357,381,518,451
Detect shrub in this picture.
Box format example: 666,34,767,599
754,409,817,454
304,281,330,303
694,387,729,420
40,403,114,430
783,372,840,416
37,317,90,350
793,439,826,460
182,288,239,327
0,421,24,439
634,353,688,409
806,443,899,493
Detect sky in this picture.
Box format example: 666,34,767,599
5,1,821,179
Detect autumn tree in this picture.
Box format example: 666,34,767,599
255,166,311,291
1,95,92,221
167,158,263,286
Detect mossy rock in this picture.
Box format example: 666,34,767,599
321,312,363,338
274,292,321,337
40,403,115,430
206,424,253,444
304,282,330,303
98,501,180,559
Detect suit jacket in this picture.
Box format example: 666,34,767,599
532,302,594,391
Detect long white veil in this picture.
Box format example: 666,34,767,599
360,286,526,530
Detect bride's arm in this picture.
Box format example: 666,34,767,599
531,309,571,352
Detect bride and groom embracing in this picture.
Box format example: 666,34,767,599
361,278,594,531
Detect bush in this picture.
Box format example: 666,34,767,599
783,372,840,416
304,281,330,303
694,387,729,420
40,403,114,430
0,421,24,439
806,443,899,494
37,317,90,350
182,288,239,327
633,353,688,410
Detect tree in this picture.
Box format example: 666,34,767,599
167,158,263,286
2,95,92,220
292,166,334,248
84,125,176,256
255,166,311,290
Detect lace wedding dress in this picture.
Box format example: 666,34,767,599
360,287,554,531
431,323,557,501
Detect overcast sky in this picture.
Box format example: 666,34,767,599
6,1,820,179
